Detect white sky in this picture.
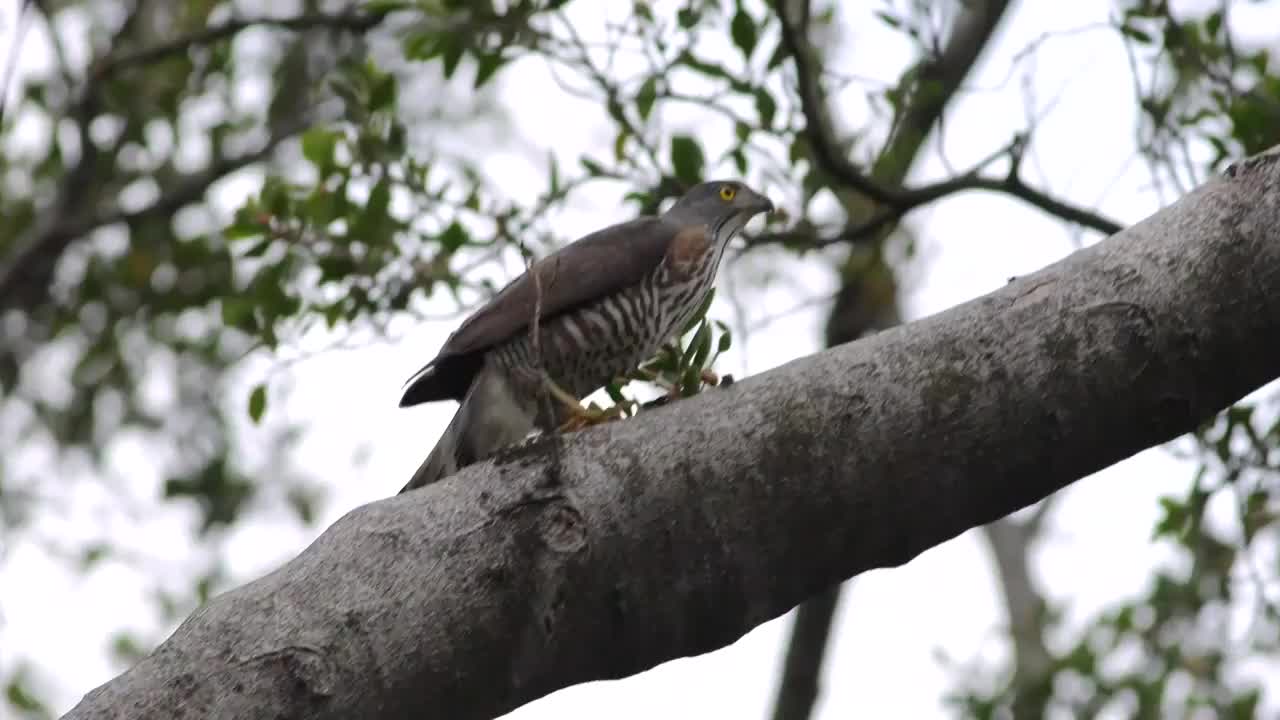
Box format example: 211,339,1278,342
2,0,1278,718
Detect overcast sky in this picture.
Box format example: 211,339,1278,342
2,0,1278,718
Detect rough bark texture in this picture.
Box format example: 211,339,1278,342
66,149,1280,720
773,1,1014,715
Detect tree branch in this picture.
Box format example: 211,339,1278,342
0,115,308,312
0,7,387,315
63,147,1280,720
772,2,1015,717
983,507,1055,714
746,168,1126,252
93,10,390,77
771,1,1124,241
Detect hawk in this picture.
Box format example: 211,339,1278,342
399,180,773,492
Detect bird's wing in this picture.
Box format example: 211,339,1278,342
400,215,691,404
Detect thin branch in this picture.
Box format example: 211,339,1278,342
770,0,1124,242
94,10,390,77
773,0,894,204
744,147,1126,254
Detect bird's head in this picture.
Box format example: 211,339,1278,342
664,180,774,241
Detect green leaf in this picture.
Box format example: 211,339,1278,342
874,10,900,28
670,135,705,185
439,221,470,252
474,53,504,88
1119,23,1153,44
224,215,267,242
755,89,777,129
403,31,443,60
731,9,757,57
299,126,337,172
80,543,110,570
614,129,629,161
369,72,397,112
442,41,465,78
680,365,702,395
5,675,47,714
548,152,561,195
1231,690,1261,720
765,37,788,71
636,76,658,120
242,238,272,258
605,382,630,406
220,296,257,332
248,383,267,424
110,631,148,664
1153,495,1187,539
682,320,710,368
1242,489,1271,543
717,327,732,353
633,1,654,24
365,177,392,225
1204,10,1223,38
365,0,411,12
691,321,713,368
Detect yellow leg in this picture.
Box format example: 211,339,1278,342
541,378,625,432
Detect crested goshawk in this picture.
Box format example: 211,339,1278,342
398,180,773,492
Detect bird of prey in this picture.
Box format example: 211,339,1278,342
398,179,773,493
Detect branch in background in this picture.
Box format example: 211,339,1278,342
94,10,391,77
770,587,840,720
773,0,895,204
770,1,1124,247
61,148,1280,719
0,117,310,312
983,502,1056,715
744,156,1125,253
0,7,387,314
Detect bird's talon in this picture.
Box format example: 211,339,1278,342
556,402,626,433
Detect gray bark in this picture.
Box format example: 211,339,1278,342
773,1,1015,716
64,148,1280,720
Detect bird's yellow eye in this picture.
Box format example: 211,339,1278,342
719,185,737,201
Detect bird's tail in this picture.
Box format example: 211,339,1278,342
399,365,536,494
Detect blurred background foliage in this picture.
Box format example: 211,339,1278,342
0,0,1278,718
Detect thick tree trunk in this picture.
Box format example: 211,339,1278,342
65,149,1280,720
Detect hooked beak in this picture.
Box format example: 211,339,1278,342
746,194,774,216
